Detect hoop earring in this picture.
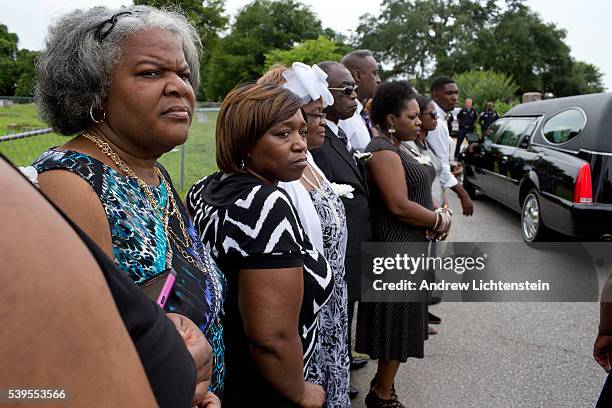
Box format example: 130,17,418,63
89,106,106,124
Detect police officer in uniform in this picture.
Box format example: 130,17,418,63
455,98,478,159
479,101,500,137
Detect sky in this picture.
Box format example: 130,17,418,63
3,0,611,91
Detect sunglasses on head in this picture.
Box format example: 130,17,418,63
328,85,358,96
93,10,140,42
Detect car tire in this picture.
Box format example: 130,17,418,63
463,179,477,200
521,190,548,243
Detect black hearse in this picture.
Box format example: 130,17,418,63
460,93,612,242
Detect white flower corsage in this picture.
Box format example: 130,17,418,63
19,166,39,187
414,155,431,165
354,151,373,162
330,182,355,199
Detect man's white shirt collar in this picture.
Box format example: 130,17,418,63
433,101,448,121
326,119,354,152
326,119,339,135
355,100,363,115
337,101,370,152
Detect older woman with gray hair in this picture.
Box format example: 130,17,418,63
32,6,225,406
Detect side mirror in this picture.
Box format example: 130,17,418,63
518,136,530,149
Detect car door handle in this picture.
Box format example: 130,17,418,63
501,155,508,163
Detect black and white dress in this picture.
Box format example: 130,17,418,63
186,172,334,407
356,136,434,362
305,181,350,407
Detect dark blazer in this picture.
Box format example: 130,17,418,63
311,124,370,302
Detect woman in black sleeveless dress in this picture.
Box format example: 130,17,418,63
355,82,452,408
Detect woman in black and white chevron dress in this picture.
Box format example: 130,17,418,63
186,83,333,408
260,62,351,407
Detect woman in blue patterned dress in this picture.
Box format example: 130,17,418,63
30,6,225,404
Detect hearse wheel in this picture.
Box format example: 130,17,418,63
521,190,547,242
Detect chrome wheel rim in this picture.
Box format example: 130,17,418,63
522,194,539,241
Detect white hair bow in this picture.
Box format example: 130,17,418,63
282,62,334,107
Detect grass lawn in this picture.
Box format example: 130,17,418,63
0,103,47,133
0,103,219,197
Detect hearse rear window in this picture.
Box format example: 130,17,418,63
542,108,586,144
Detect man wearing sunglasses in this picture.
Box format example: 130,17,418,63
312,61,370,400
338,50,382,152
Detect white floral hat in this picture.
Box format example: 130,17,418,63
282,62,334,107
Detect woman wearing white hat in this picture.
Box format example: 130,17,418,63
262,62,351,407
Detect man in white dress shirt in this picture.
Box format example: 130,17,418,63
427,76,474,216
338,50,381,152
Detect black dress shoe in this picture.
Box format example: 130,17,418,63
350,357,368,370
370,376,396,395
348,385,359,399
364,390,405,408
428,312,441,324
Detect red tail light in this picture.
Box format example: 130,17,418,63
574,163,593,204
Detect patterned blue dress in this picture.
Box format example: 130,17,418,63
34,149,226,396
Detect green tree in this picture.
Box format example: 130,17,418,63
14,49,40,97
354,0,496,81
567,60,606,95
454,70,518,111
264,35,349,70
467,2,606,96
493,99,519,117
0,23,18,95
134,0,229,99
133,0,228,41
355,0,605,98
204,0,326,100
468,2,575,95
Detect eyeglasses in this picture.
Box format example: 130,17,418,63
93,10,137,42
305,112,326,121
422,111,438,119
328,85,358,96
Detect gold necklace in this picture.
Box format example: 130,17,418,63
81,132,168,215
81,132,221,318
81,131,192,252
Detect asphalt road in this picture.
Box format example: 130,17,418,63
349,191,610,407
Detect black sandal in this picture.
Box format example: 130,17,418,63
365,390,406,408
370,375,397,395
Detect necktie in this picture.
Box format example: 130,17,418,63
360,110,373,137
337,127,350,148
337,127,357,165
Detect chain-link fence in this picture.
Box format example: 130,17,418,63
0,96,35,106
0,103,220,196
0,129,64,166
